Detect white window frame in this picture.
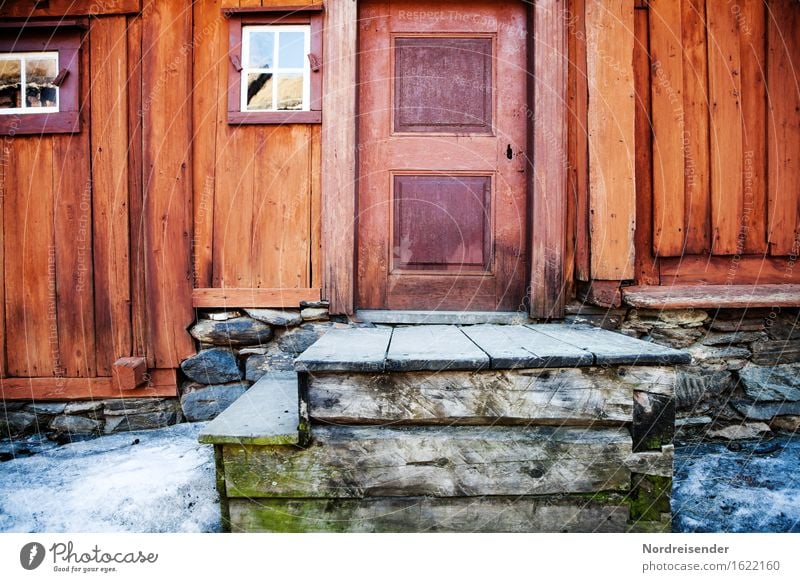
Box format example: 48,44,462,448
0,51,60,115
240,25,311,113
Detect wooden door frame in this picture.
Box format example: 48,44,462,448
321,0,568,318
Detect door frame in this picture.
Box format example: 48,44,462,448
321,0,568,318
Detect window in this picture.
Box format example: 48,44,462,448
0,23,83,135
227,8,323,124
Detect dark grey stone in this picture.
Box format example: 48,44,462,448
300,307,329,321
765,312,800,341
709,318,765,332
64,401,104,415
180,348,242,384
731,400,800,421
701,331,768,346
103,398,178,416
649,327,704,349
278,328,323,355
104,408,182,434
0,411,38,437
244,308,303,327
180,383,249,422
189,317,273,347
300,300,330,309
751,339,800,366
676,369,733,411
737,364,800,402
24,402,67,415
49,415,101,435
245,352,295,382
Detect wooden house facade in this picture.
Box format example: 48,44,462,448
0,0,798,404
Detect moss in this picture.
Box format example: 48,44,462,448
629,474,672,522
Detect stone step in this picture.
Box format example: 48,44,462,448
294,323,690,373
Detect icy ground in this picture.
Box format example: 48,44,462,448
1,425,799,533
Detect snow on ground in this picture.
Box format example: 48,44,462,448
0,423,220,533
1,424,800,533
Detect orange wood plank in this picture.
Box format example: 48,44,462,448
5,138,59,377
681,0,711,254
0,371,177,401
252,125,312,288
112,356,147,390
707,0,744,255
633,4,659,286
586,0,636,280
141,0,195,368
0,129,5,376
623,284,800,309
52,34,96,378
90,16,132,376
739,0,768,254
660,255,800,285
573,0,590,283
0,0,140,17
310,124,322,289
766,0,800,255
192,287,320,308
127,14,149,366
649,0,686,256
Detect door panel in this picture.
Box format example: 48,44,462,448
357,0,528,311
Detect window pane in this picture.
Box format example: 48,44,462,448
246,72,273,110
248,31,274,68
26,57,58,108
276,74,303,110
278,31,305,68
0,59,22,109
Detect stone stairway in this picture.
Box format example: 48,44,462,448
200,324,689,532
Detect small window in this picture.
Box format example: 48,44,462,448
0,24,83,135
227,9,323,124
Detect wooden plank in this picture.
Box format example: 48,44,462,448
531,0,569,316
356,310,529,325
228,495,629,533
633,5,659,285
766,0,800,255
91,16,132,376
623,284,800,308
707,0,744,254
192,287,321,308
141,0,195,368
586,0,636,279
660,255,800,284
461,325,593,368
0,373,177,400
191,0,224,289
127,14,148,365
625,445,674,478
199,372,299,446
739,0,767,254
5,138,58,377
223,425,633,498
572,0,591,283
0,123,5,376
0,0,141,17
53,33,95,379
681,0,711,255
294,327,392,372
111,356,147,390
386,326,489,372
310,124,322,288
307,367,633,425
321,0,357,314
526,324,691,364
252,125,311,288
649,0,686,256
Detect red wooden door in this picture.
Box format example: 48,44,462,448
357,0,529,311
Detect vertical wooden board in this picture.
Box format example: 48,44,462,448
128,14,149,364
53,36,95,378
707,0,744,255
586,0,636,280
322,0,357,313
633,4,658,285
572,0,590,283
681,0,711,254
531,0,568,317
91,16,132,376
766,0,800,255
310,124,322,288
141,0,195,368
252,125,311,289
5,139,58,377
0,130,6,375
649,0,685,256
739,0,767,254
192,0,225,290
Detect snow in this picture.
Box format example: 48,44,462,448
0,423,220,533
2,423,800,533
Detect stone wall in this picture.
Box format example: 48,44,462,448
566,304,800,440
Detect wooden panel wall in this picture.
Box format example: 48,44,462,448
192,0,322,301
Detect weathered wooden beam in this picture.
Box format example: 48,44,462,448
192,287,321,308
228,495,629,533
624,444,674,477
622,284,800,309
222,425,633,498
294,327,393,372
385,326,489,372
0,369,177,400
460,325,593,368
0,0,141,17
111,357,147,391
